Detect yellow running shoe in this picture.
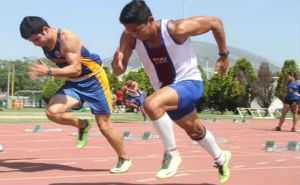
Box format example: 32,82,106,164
110,158,132,173
156,153,182,179
76,120,91,149
215,151,231,184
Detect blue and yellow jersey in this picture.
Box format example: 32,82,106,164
42,28,103,80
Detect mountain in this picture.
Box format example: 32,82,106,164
102,41,282,77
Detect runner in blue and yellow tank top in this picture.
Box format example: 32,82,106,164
20,16,131,173
276,72,300,132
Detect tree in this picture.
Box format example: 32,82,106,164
195,65,209,112
223,58,257,111
252,62,274,108
208,73,223,110
275,59,300,100
0,58,49,93
42,79,59,104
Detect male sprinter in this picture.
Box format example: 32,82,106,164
112,0,231,183
20,16,131,173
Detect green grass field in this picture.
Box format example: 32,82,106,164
0,108,283,124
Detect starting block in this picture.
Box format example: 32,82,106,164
192,139,228,145
287,141,299,151
233,119,248,123
0,144,3,152
203,118,219,122
71,131,101,136
264,141,298,151
122,131,159,140
24,125,62,133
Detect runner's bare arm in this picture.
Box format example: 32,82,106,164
169,16,228,79
52,30,82,77
112,31,135,76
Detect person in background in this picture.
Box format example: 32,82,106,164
115,88,124,113
276,72,300,132
123,77,148,123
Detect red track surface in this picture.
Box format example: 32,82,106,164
0,119,299,185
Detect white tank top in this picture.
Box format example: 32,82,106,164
134,19,202,91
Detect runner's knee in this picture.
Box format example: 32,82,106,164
143,97,160,115
46,107,59,120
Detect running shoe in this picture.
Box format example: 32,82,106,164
275,126,281,131
76,120,92,149
215,151,231,184
156,152,182,179
110,158,132,173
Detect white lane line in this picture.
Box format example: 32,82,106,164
175,173,190,177
146,154,160,157
136,178,156,182
233,165,245,168
256,162,268,165
190,150,201,153
0,166,299,181
60,162,76,165
93,159,107,162
275,159,287,162
1,139,71,143
25,150,42,152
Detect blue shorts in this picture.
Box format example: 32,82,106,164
55,69,112,115
166,80,203,120
128,95,144,106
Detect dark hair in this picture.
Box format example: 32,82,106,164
287,71,297,80
20,16,50,39
126,76,133,81
119,0,152,25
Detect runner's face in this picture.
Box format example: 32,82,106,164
28,33,48,47
287,74,294,81
126,79,133,86
124,22,151,41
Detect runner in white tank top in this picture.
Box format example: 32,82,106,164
112,1,231,183
134,19,202,90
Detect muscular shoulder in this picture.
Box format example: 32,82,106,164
60,29,81,54
61,29,79,43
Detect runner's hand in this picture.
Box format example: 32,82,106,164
215,56,228,80
111,47,125,76
28,59,49,80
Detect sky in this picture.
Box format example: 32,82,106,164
0,0,299,66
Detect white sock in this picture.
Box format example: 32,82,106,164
152,113,177,152
197,129,225,165
166,150,180,157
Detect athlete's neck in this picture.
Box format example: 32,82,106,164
145,21,161,48
44,28,56,50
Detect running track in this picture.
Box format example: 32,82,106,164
0,119,299,185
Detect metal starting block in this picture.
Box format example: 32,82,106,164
122,131,159,140
203,118,219,122
24,125,62,133
264,141,298,151
233,119,248,123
